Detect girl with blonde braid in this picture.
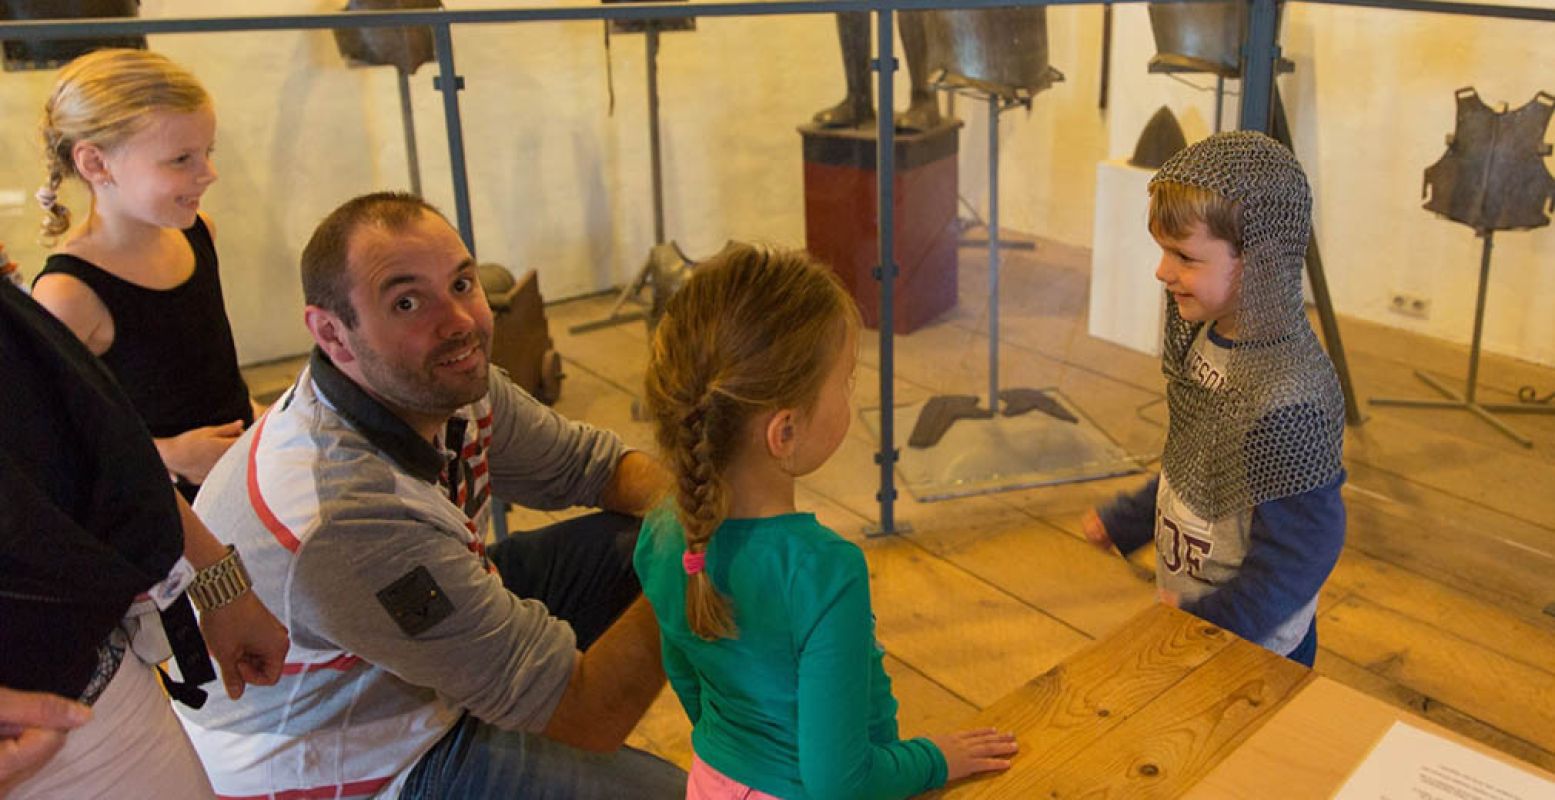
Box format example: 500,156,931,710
635,245,1016,799
32,49,255,503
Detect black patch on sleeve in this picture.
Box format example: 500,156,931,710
376,566,455,637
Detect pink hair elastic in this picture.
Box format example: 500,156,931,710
682,551,706,576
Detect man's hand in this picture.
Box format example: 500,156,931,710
1081,509,1116,553
199,591,290,700
157,420,245,485
0,687,91,797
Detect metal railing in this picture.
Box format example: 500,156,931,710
2,0,1547,534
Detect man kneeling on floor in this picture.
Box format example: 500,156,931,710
177,192,686,799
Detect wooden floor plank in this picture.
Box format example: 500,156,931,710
860,534,1094,708
1340,462,1555,618
625,687,693,770
1323,548,1555,668
1345,412,1555,531
1319,595,1555,753
886,654,982,740
903,496,1155,639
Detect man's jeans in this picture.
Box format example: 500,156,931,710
401,511,686,798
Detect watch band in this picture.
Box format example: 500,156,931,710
187,545,253,613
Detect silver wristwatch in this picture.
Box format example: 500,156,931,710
187,545,253,612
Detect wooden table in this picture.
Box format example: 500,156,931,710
934,604,1555,798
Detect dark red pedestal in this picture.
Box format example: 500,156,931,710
800,120,961,335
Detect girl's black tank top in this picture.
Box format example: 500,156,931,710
37,218,252,498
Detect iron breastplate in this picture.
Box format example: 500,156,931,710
1423,88,1555,233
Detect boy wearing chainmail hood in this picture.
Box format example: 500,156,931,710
1083,131,1347,666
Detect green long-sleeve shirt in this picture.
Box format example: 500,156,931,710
635,508,947,800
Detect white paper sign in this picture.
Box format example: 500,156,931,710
1335,720,1555,800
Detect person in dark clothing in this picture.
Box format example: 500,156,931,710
0,279,288,797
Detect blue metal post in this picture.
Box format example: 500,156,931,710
432,23,477,256
987,93,1000,411
874,8,899,535
1239,0,1280,133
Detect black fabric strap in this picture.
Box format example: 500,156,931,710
157,593,214,709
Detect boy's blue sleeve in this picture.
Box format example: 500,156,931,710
1098,474,1160,556
1182,470,1346,643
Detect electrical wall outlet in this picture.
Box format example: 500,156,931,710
1389,292,1431,319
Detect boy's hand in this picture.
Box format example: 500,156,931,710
1081,509,1116,553
1157,587,1181,608
928,728,1019,783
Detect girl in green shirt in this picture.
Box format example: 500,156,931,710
636,245,1017,799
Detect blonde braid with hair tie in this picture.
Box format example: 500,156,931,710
675,392,736,640
37,127,71,241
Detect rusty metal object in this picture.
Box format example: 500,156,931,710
1000,388,1078,424
1,0,144,70
1131,105,1188,169
918,7,1064,102
1423,88,1555,233
333,0,440,76
479,263,564,405
1147,1,1245,77
602,0,694,35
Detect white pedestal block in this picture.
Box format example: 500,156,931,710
1089,159,1164,357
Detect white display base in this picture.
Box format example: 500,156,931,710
1089,159,1165,357
860,391,1140,502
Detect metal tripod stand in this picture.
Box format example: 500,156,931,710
570,14,692,334
909,91,1078,449
1370,231,1554,447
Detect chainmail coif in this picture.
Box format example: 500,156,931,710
1152,131,1345,521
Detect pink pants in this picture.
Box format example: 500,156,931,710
686,754,784,800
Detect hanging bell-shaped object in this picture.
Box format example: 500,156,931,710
333,0,441,76
916,7,1064,102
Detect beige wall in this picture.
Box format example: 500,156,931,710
0,1,864,364
1,2,1550,369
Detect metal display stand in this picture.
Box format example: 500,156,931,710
1371,231,1555,447
4,0,1550,538
945,89,1035,253
570,12,694,335
912,93,1059,444
396,69,423,196
895,89,1138,507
